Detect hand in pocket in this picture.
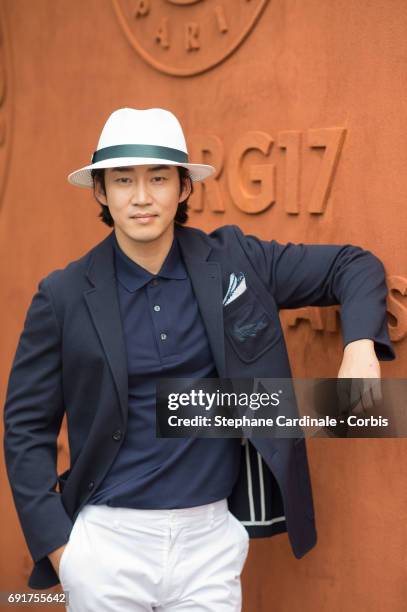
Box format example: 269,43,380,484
48,542,68,578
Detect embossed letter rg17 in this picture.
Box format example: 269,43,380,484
189,127,346,215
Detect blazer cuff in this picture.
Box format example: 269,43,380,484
343,334,396,361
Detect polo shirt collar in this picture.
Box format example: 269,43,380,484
111,231,187,292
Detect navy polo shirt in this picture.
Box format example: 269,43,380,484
87,230,242,509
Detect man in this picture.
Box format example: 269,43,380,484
3,107,395,610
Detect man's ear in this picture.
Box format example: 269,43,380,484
179,176,192,203
94,176,107,206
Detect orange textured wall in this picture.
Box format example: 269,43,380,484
1,1,406,610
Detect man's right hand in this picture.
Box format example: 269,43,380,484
48,543,68,578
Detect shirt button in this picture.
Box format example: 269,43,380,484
88,481,95,490
112,429,122,441
151,278,158,287
160,332,167,341
154,304,161,312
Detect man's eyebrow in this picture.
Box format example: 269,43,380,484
110,165,172,173
146,165,172,172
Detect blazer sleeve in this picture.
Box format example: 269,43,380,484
231,225,396,361
3,277,73,565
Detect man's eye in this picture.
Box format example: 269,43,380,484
116,177,131,183
152,176,166,182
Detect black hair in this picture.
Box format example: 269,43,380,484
91,166,193,227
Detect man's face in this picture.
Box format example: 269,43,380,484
95,164,191,245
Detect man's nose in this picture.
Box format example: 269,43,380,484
131,180,153,205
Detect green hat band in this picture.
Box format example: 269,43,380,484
92,144,189,164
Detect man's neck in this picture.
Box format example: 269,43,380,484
114,226,175,275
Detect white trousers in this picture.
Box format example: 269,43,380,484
59,498,250,611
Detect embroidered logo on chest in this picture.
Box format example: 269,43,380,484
233,313,268,342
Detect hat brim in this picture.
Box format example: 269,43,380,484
67,157,216,188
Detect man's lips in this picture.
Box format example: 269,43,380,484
130,214,158,219
130,213,158,225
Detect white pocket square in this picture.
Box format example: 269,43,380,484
223,272,247,306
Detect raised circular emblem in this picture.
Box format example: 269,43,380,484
112,0,270,76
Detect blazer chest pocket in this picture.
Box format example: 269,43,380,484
224,290,281,363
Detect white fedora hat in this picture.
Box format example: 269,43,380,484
67,107,216,188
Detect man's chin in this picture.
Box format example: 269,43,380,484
125,226,166,243
115,220,174,244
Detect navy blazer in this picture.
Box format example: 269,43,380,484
3,223,395,589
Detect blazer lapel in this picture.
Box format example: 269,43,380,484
175,225,226,377
83,231,129,424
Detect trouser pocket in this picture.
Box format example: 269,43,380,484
58,512,83,586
